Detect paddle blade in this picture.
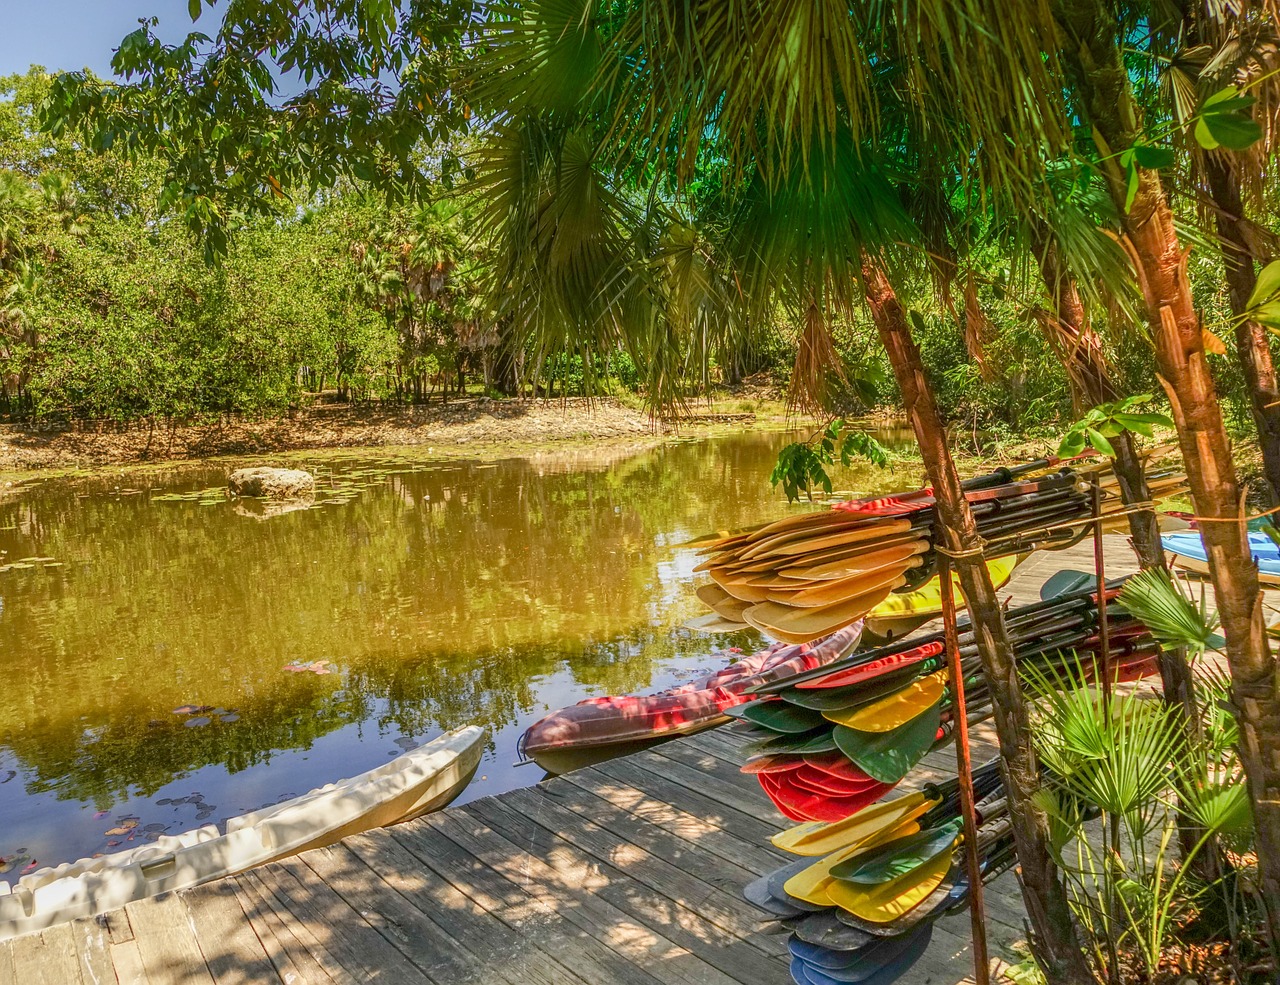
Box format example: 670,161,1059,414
822,671,947,732
833,698,943,785
829,819,963,885
770,792,936,856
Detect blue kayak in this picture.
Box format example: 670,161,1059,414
1162,530,1280,582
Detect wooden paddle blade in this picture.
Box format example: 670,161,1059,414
743,579,905,643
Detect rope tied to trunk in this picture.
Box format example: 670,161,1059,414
934,541,989,560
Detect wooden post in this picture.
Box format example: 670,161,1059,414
1091,477,1112,706
939,556,990,985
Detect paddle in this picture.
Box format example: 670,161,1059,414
832,700,944,785
771,792,939,856
789,924,934,984
829,819,963,885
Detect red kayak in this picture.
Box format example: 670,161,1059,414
518,622,865,774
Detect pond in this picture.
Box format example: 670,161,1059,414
0,429,914,877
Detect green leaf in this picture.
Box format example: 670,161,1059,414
1058,430,1088,459
1132,144,1175,169
188,0,202,21
1123,158,1140,214
1253,300,1280,330
1086,427,1115,457
1195,87,1263,151
1247,260,1280,310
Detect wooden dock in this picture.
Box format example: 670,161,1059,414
1,538,1145,985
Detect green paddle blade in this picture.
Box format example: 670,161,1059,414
829,818,963,885
833,698,942,784
742,725,838,757
729,700,828,734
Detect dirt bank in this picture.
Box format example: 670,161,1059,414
0,398,768,472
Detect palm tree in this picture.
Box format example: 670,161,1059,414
473,4,1094,979
1051,0,1280,943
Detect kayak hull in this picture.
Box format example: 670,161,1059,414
0,725,486,942
521,623,864,775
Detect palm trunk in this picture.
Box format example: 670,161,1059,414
1056,0,1280,945
1203,152,1280,505
1032,222,1204,855
860,253,1092,985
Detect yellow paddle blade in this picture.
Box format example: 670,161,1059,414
825,844,954,923
867,554,1020,619
771,792,935,856
822,670,948,733
783,819,922,906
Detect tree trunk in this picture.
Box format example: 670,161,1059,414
860,253,1092,985
1203,152,1280,505
1055,0,1280,944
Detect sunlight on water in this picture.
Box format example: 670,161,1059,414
0,430,912,874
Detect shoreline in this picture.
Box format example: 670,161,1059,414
0,396,804,481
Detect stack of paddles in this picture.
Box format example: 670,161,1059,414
693,460,1186,644
744,762,1017,985
726,583,1163,823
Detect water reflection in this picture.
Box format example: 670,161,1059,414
0,431,910,872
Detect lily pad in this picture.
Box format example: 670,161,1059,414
184,716,211,728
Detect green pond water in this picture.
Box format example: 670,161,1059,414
0,429,914,877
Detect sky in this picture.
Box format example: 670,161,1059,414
0,0,199,78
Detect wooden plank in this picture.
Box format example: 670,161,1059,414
297,841,508,985
0,940,15,985
235,871,344,985
342,831,571,985
181,879,281,985
254,855,430,984
101,909,135,945
427,806,729,985
69,917,117,985
592,756,784,846
394,815,655,985
529,780,783,945
108,940,150,985
124,893,215,985
465,795,789,983
628,745,787,825
558,767,790,875
7,923,84,985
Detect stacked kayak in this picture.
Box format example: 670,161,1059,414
693,461,1185,644
519,622,864,774
1163,529,1280,587
730,583,1162,822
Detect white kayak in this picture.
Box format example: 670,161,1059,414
0,725,485,942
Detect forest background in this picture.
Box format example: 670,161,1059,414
2,61,1257,453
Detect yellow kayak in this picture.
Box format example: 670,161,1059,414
864,555,1023,641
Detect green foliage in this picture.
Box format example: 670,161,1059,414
1025,658,1253,980
1192,87,1263,152
769,419,890,503
1057,394,1173,458
1116,567,1225,656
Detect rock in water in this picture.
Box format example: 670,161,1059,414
227,467,315,499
